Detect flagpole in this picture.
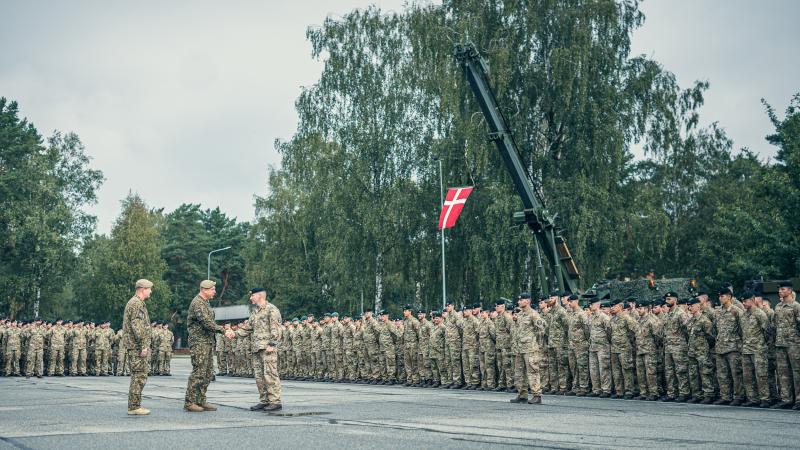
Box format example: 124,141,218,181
438,158,446,311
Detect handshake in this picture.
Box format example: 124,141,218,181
224,329,236,339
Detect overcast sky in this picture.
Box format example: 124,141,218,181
1,0,797,234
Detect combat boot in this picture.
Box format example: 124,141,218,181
741,400,758,407
700,397,713,405
509,396,527,403
263,403,283,412
565,391,576,396
528,396,542,404
250,402,268,411
713,399,730,405
771,400,793,409
200,403,218,411
675,395,688,403
127,407,150,415
184,403,204,412
758,401,771,408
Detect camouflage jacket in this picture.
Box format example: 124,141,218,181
588,310,611,351
774,297,800,347
546,304,569,349
610,311,637,353
402,316,420,348
418,319,432,355
687,313,713,358
714,304,743,354
741,306,769,355
461,315,480,350
122,296,150,352
494,312,513,348
236,301,282,353
662,306,689,351
49,325,67,348
430,322,446,359
186,294,224,347
635,313,660,355
478,316,496,352
568,309,590,349
514,307,546,354
444,313,463,345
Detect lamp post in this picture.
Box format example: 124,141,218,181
207,246,232,280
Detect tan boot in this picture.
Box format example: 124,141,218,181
200,403,217,411
127,407,151,415
184,403,204,412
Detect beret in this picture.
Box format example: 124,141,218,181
201,280,217,289
135,279,154,289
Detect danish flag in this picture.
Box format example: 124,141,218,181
438,187,473,230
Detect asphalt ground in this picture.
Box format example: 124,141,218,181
1,357,799,449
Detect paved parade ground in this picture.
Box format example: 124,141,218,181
1,357,799,449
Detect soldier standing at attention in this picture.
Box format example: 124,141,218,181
123,279,154,415
714,288,744,406
662,292,691,402
235,288,283,412
740,292,771,407
772,281,800,410
510,292,546,404
184,280,228,412
587,296,612,398
401,305,421,386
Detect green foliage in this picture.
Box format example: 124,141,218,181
0,98,103,319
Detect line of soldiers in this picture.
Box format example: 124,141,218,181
212,282,800,409
0,317,174,378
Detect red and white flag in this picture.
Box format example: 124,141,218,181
438,187,473,230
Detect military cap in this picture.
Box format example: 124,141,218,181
677,297,689,305
601,301,612,308
363,307,372,313
652,298,666,306
34,317,42,321
663,291,678,299
538,294,548,301
249,286,266,294
626,295,638,302
589,296,602,304
445,299,454,306
779,281,794,288
517,291,531,300
496,299,506,306
324,312,331,317
568,294,579,301
740,290,755,299
403,304,413,311
686,298,699,305
550,290,562,297
200,280,216,289
331,312,339,317
378,310,388,316
638,299,652,307
430,311,441,318
416,309,425,315
135,279,154,289
307,313,315,317
717,287,732,295
300,315,307,321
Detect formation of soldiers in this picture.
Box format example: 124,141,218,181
0,317,174,378
212,282,800,410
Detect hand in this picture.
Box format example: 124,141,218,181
265,346,275,353
224,330,236,339
140,348,150,358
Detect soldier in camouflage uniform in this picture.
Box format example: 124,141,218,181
216,323,230,376
401,306,421,386
184,280,227,412
70,321,87,376
123,279,154,415
159,322,173,375
686,298,715,403
634,300,661,400
756,295,778,402
772,282,800,410
377,311,398,384
740,292,771,407
25,318,45,378
478,309,496,390
93,322,113,376
546,292,570,394
332,313,345,381
609,299,638,398
47,319,67,376
567,295,590,396
235,287,283,412
510,292,546,404
429,312,447,387
443,302,463,388
662,292,691,402
588,297,612,397
494,300,514,392
417,310,432,386
4,321,21,376
714,288,744,406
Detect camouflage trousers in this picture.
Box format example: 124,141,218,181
496,346,513,388
665,347,690,398
344,350,357,380
741,352,770,402
4,350,20,375
95,349,110,375
158,350,171,374
334,351,344,380
775,346,800,404
461,347,480,386
570,346,590,394
252,350,281,404
70,348,87,375
48,347,65,376
127,350,149,410
25,347,43,376
687,354,715,399
403,346,419,383
589,347,612,394
312,350,323,378
715,351,743,401
514,351,542,397
479,348,496,389
610,350,636,396
445,342,462,384
216,351,228,374
185,343,214,406
547,346,569,391
418,350,431,382
431,356,447,384
116,350,128,376
636,352,661,397
382,349,397,381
